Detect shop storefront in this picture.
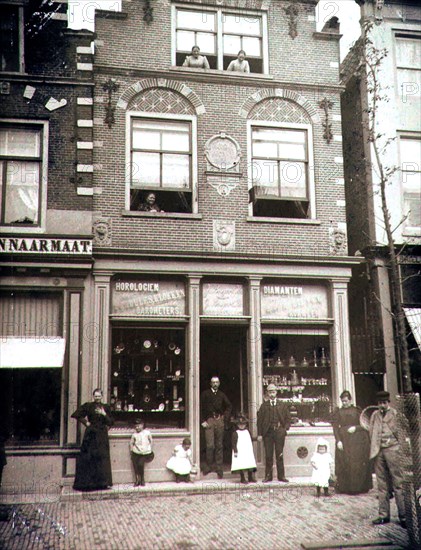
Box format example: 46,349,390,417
0,237,93,489
92,258,355,482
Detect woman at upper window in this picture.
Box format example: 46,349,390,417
182,46,210,69
227,50,250,73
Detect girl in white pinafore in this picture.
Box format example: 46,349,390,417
166,438,193,482
231,414,257,484
311,437,334,497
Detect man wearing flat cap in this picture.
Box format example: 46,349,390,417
368,390,406,529
257,383,291,482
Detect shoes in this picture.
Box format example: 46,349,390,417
372,517,390,525
262,477,273,483
399,519,407,529
240,479,248,485
134,480,140,487
278,478,289,483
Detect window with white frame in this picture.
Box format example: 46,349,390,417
249,124,314,219
174,6,266,73
0,122,48,227
400,135,421,231
395,34,421,98
128,115,196,213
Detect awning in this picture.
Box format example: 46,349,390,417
404,307,421,351
0,337,66,368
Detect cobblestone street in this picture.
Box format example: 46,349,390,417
0,483,410,549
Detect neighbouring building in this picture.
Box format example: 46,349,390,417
0,0,95,489
341,0,421,409
88,0,359,483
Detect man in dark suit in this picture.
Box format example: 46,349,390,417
201,376,232,478
257,383,291,482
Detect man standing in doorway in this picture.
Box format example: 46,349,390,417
369,391,406,528
201,376,232,478
257,383,291,482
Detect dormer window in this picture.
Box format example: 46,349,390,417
173,5,268,74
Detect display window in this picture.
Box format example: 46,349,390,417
110,326,186,429
0,290,63,445
262,331,332,426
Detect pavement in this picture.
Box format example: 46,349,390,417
0,476,411,550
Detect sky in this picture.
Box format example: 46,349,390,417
67,0,361,60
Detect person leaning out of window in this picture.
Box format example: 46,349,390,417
182,46,210,69
227,50,250,73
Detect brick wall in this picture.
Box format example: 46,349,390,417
91,0,347,258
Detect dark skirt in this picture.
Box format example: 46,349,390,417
73,426,112,491
335,428,372,494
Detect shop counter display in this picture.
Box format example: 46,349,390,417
110,327,186,429
262,333,333,424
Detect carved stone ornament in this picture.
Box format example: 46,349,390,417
329,225,347,256
207,175,239,197
103,78,119,128
93,218,112,246
213,220,235,252
319,97,334,144
284,4,300,40
205,133,241,173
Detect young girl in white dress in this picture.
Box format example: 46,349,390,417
311,437,334,497
231,414,257,484
166,438,193,482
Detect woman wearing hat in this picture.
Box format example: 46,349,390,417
231,414,257,484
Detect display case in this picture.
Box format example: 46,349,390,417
110,327,186,428
262,333,332,425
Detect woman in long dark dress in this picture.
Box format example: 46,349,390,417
331,390,372,494
72,388,113,491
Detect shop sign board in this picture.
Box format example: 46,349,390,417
261,284,328,320
0,237,92,254
202,283,244,316
112,280,186,317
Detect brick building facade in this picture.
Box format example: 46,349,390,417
1,0,361,488
341,0,421,408
89,0,358,483
0,1,95,488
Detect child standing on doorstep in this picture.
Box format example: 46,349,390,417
311,437,334,497
231,414,257,484
129,418,154,486
166,438,193,482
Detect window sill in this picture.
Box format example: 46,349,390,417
169,66,273,82
122,210,202,220
246,216,321,225
402,227,421,237
0,225,46,234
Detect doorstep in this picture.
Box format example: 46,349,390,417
60,475,314,502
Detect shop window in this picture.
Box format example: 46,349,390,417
0,291,63,446
395,34,421,98
111,327,186,429
174,6,267,74
127,115,196,213
262,333,332,425
0,121,48,229
399,135,421,233
0,5,22,72
249,123,315,219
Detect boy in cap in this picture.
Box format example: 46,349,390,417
368,391,406,528
257,383,291,482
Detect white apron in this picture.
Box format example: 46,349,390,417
231,429,257,472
